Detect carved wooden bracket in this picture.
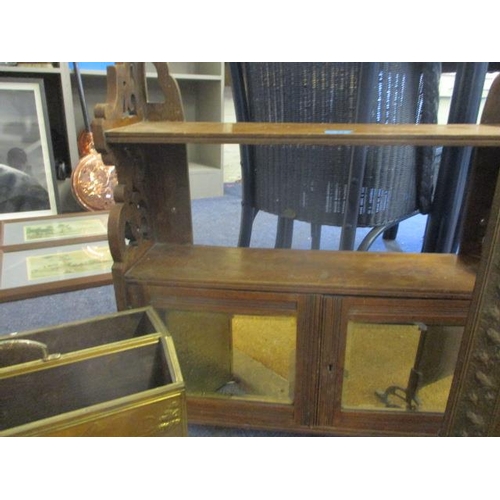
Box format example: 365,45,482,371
91,63,191,300
92,62,185,166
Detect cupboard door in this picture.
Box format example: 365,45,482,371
145,286,322,430
317,296,470,436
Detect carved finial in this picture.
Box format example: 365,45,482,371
92,62,185,165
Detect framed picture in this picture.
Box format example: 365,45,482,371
0,211,109,251
0,240,113,302
0,78,59,221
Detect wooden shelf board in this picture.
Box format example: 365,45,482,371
126,244,477,299
105,122,500,146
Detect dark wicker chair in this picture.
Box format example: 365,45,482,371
230,62,442,250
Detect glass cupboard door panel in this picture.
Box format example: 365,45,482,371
317,296,471,432
342,321,464,413
232,315,296,402
161,309,297,404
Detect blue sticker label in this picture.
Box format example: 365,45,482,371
324,130,353,135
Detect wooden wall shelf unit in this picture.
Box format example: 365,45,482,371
93,63,500,437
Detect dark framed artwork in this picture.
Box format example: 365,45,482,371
0,78,59,221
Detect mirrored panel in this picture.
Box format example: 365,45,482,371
160,309,297,404
342,321,464,413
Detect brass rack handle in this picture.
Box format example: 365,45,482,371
0,339,61,362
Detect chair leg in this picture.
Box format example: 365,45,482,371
311,223,321,250
275,217,294,248
238,204,257,247
339,225,357,251
383,224,399,240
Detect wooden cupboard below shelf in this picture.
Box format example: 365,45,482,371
120,246,474,435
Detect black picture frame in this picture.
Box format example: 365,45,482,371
0,77,59,220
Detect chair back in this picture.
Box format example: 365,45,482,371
230,62,441,230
